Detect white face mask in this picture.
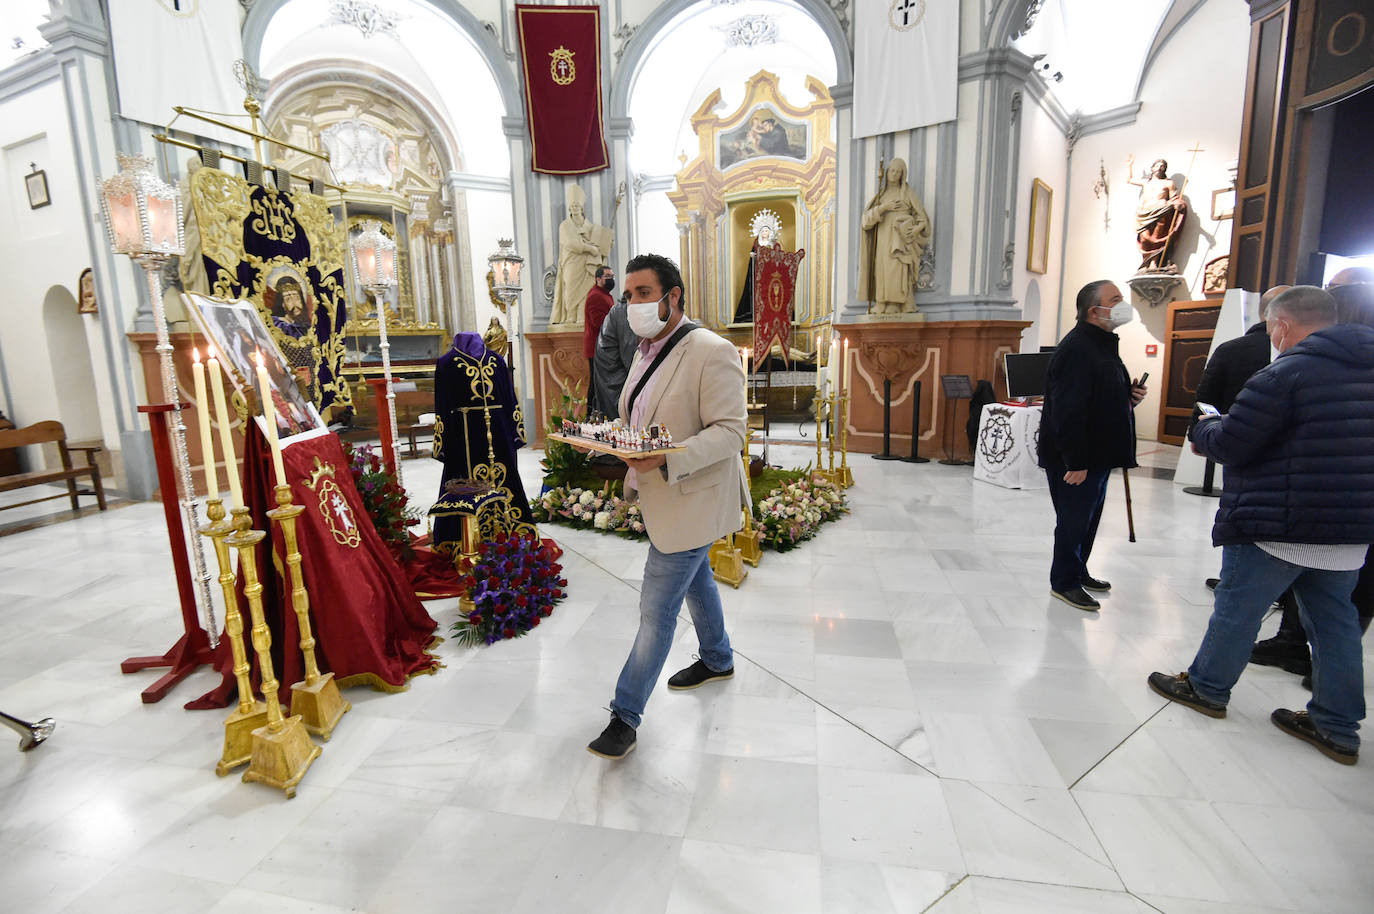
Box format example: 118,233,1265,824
1098,302,1134,329
627,294,669,338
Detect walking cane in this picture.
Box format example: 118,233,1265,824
1122,468,1136,543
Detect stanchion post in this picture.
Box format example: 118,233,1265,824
903,380,930,464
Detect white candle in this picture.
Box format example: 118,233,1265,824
842,338,852,393
207,355,243,509
256,351,287,487
190,348,219,499
740,346,749,379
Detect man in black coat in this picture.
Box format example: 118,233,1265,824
1037,280,1148,611
1149,286,1374,765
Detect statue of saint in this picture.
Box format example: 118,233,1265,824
550,184,611,326
857,158,930,315
1126,156,1188,273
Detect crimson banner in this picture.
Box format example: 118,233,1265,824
752,244,806,370
516,5,608,175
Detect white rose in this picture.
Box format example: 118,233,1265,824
579,490,595,506
593,511,611,529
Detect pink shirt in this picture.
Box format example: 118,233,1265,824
622,321,679,490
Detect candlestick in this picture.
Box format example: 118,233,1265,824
191,348,219,499
739,346,749,378
207,355,243,509
255,352,287,487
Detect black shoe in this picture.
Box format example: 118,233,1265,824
1147,671,1228,718
1081,575,1111,592
1205,577,1220,591
1301,674,1312,691
1271,708,1357,765
586,715,637,759
1050,587,1100,612
667,658,734,690
1249,636,1312,675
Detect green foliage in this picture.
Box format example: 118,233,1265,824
539,393,590,489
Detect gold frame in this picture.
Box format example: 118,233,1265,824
1027,178,1052,274
1210,187,1235,221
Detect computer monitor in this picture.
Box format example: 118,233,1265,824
1004,352,1053,399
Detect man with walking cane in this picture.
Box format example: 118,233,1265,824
1038,280,1148,611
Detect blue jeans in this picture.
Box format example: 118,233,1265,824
610,542,733,729
1188,543,1365,748
1044,460,1111,592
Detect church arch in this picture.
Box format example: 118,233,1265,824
42,284,102,444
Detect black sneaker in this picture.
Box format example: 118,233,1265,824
1205,577,1220,591
1271,708,1357,765
1081,575,1111,592
1050,587,1100,612
667,658,734,690
586,715,637,759
1249,636,1312,675
1147,671,1228,718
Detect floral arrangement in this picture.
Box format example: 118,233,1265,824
753,474,847,552
451,531,568,646
342,442,422,558
532,483,647,539
540,393,591,489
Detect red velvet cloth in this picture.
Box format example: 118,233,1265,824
188,426,439,710
516,5,608,175
752,245,806,369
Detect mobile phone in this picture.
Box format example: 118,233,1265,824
1135,372,1150,387
1196,402,1220,417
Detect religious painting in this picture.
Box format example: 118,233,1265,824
77,268,97,315
1027,179,1052,275
183,292,326,444
718,106,807,169
25,165,50,209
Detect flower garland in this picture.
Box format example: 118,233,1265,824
532,484,648,539
341,442,422,558
752,474,847,552
451,531,568,646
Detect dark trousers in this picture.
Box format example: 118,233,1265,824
1044,459,1111,592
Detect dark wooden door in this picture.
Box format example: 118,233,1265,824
1158,300,1222,445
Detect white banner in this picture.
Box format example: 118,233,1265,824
108,0,246,148
853,0,959,139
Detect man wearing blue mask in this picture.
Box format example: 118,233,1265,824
586,253,750,760
1038,280,1148,611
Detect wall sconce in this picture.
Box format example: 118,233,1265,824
25,162,50,210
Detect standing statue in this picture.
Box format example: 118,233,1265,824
550,184,612,326
1126,155,1188,273
858,158,931,315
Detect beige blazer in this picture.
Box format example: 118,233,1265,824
619,322,750,553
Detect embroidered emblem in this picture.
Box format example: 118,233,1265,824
550,46,576,85
889,0,926,31
307,458,361,548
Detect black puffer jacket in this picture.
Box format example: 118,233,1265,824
1191,323,1374,546
1037,321,1138,471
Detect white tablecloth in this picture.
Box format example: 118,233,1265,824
973,403,1046,489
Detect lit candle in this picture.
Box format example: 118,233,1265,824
190,348,219,499
207,354,243,509
842,338,852,394
256,351,287,487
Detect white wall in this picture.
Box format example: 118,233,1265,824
1015,96,1071,351
1059,0,1250,439
463,188,515,336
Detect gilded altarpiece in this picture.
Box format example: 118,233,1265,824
187,167,354,418
668,71,836,350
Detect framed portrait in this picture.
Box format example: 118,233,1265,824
25,166,50,209
77,268,97,315
1211,187,1234,221
182,292,326,444
1027,178,1052,275
717,106,808,170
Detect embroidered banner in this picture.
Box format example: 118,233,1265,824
516,4,609,175
187,167,354,419
853,0,959,138
752,245,806,370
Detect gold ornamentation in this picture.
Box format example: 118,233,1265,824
307,461,362,549
294,191,346,278
189,168,252,270
550,46,576,85
250,191,298,244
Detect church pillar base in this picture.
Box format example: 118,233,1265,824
526,330,591,447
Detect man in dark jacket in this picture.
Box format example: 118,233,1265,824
1038,280,1148,611
1149,286,1374,765
1189,285,1289,437
591,293,639,419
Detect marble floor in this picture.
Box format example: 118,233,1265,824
1,441,1371,913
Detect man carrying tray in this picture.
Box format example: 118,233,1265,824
586,253,751,760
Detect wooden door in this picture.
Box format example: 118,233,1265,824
1158,300,1221,445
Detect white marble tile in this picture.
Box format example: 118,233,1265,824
0,840,115,914
666,839,820,914
817,765,964,870
963,876,1156,913
57,864,231,914
207,887,371,914
922,710,1066,787
685,755,820,855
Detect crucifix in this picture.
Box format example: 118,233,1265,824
1179,141,1204,196
894,0,920,27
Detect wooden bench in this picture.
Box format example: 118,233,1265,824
0,420,107,512
394,389,436,457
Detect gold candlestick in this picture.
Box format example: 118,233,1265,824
736,426,762,567
201,499,267,775
225,506,320,798
814,387,825,475
709,531,748,588
458,511,481,616
267,484,351,741
836,393,855,489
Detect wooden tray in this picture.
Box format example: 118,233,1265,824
547,432,685,459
